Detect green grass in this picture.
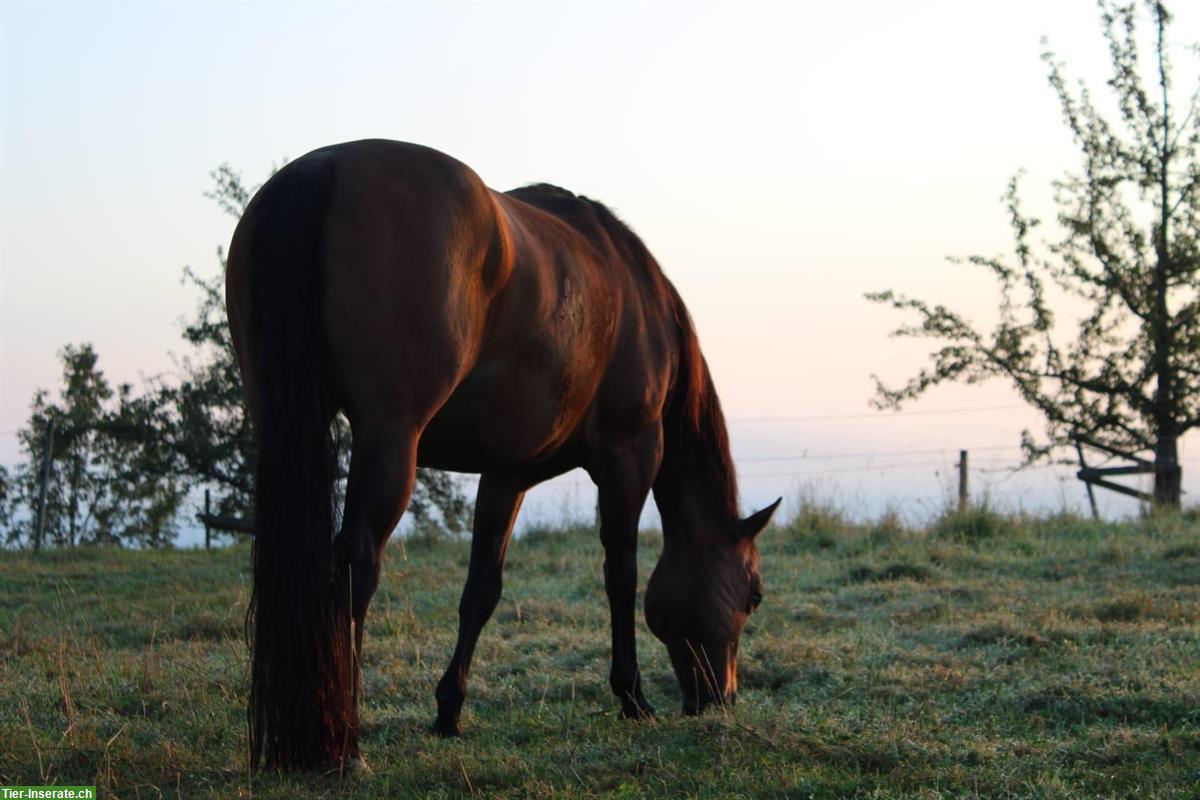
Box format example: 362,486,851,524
1,511,1198,798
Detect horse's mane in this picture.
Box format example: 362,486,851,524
508,183,740,521
658,289,740,521
507,183,658,283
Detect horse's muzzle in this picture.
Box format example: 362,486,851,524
681,689,737,715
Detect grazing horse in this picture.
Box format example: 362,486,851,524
225,139,779,771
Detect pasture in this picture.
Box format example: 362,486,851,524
1,509,1198,798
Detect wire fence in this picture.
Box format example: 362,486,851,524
441,405,1193,532
3,402,1193,544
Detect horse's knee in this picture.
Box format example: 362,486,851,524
602,548,638,598
459,571,503,620
352,556,380,619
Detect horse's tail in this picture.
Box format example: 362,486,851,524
244,155,353,771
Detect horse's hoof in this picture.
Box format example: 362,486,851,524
432,717,462,738
619,700,657,722
347,757,372,776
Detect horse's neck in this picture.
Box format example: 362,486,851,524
652,416,740,547
654,484,733,547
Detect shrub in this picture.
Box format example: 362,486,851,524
933,500,1016,541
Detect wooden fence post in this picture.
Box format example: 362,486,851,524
204,489,211,550
33,417,56,553
1074,440,1100,520
957,449,969,513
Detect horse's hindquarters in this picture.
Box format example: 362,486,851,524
319,142,503,431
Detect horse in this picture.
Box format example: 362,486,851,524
224,139,779,771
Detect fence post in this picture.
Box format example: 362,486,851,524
1074,440,1100,520
204,489,211,550
957,449,969,513
33,417,56,553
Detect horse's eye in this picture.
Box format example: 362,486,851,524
747,590,763,613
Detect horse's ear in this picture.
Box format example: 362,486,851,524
738,497,782,541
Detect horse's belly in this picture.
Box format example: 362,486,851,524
416,351,599,473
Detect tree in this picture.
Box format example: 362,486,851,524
0,466,12,534
158,262,257,527
5,344,185,547
12,345,116,547
100,381,187,546
867,1,1198,509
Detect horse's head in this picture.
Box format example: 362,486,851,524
644,498,779,713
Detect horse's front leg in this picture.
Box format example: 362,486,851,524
433,474,525,736
591,427,663,720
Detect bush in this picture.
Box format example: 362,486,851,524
933,500,1016,541
785,489,847,550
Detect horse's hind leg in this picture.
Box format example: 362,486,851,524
591,426,663,720
433,474,525,736
334,422,420,762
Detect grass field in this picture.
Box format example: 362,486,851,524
1,507,1198,798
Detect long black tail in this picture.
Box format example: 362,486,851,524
245,155,352,770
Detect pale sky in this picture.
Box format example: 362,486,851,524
2,1,1197,538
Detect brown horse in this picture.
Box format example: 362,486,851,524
225,139,779,771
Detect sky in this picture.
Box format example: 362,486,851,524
2,1,1198,542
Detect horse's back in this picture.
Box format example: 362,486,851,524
228,139,676,478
